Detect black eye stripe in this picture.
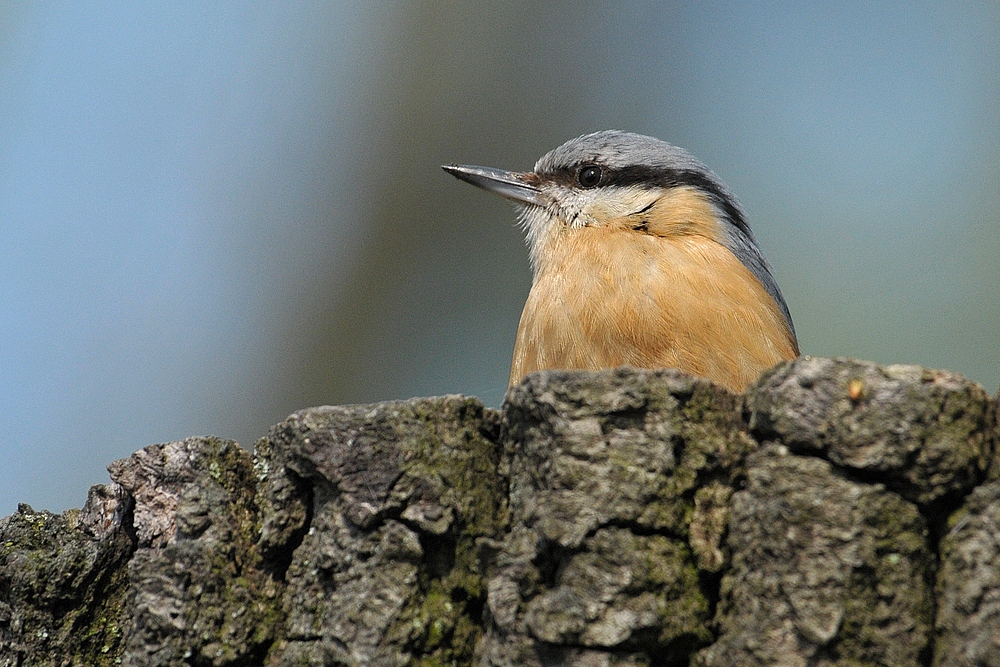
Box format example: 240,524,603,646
536,163,752,241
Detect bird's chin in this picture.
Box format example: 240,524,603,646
515,204,549,234
516,206,561,271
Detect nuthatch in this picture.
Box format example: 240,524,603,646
443,130,799,393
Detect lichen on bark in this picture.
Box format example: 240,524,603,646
0,358,997,666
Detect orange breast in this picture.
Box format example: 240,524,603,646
509,224,798,393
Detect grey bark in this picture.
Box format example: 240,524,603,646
0,358,997,666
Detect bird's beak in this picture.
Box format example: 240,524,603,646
442,164,545,207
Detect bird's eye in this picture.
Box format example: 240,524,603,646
577,165,603,188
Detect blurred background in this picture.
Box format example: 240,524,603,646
1,2,998,515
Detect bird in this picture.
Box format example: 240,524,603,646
442,130,799,393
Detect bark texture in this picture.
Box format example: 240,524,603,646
0,358,997,666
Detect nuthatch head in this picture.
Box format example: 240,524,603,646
443,130,799,393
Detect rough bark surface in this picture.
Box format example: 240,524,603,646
0,358,997,666
257,397,507,666
477,368,749,667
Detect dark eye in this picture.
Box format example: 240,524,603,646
577,165,603,188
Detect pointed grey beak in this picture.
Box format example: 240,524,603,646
442,164,545,207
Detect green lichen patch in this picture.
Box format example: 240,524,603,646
0,504,134,666
387,397,508,666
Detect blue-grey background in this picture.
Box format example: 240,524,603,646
2,2,998,516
